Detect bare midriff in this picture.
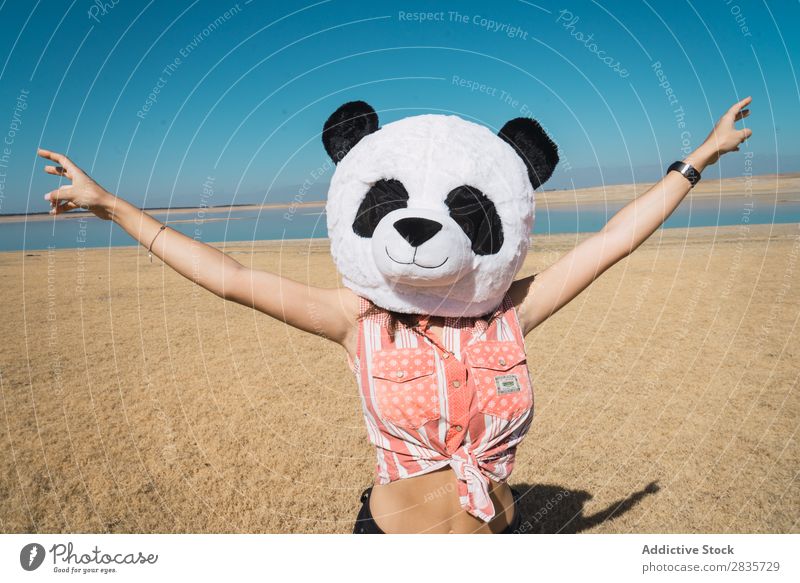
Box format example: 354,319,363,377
368,466,517,533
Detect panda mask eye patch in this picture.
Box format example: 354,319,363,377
445,185,504,255
352,178,409,238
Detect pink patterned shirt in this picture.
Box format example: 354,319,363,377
348,293,534,522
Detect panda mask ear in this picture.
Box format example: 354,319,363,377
498,117,559,189
322,100,379,163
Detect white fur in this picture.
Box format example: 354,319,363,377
326,113,535,317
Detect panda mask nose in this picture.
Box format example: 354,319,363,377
393,217,443,248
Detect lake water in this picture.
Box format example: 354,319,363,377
2,198,799,252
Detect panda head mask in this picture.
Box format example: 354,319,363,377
323,100,559,318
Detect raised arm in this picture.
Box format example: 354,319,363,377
38,149,360,347
511,96,753,335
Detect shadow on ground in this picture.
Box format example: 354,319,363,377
511,481,660,533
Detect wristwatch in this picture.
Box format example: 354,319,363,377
667,161,701,187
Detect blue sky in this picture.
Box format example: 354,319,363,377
0,0,797,214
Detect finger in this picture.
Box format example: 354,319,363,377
43,165,69,176
726,96,752,117
37,148,82,179
44,185,74,204
740,127,753,141
49,200,79,215
734,108,751,121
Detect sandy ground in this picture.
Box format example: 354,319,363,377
0,222,798,534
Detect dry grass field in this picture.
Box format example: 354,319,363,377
1,222,798,533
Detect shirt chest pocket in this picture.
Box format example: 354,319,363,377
370,347,440,430
464,341,533,421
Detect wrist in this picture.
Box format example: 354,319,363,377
100,192,129,221
683,144,716,173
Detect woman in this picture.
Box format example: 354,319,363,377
38,96,752,534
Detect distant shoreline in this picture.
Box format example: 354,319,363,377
0,200,326,223
3,172,798,224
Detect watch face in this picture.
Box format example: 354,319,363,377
668,161,700,186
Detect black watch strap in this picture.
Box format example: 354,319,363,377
667,161,701,187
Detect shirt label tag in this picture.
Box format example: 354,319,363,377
495,374,521,394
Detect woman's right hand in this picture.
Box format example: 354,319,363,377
38,148,117,220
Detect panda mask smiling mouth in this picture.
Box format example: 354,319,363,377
384,246,449,270
385,216,448,269
372,206,472,286
322,100,559,317
382,214,451,271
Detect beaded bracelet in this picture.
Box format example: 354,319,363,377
148,225,166,263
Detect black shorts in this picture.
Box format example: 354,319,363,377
353,485,523,534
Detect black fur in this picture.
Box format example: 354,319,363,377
352,178,409,237
445,185,504,255
498,118,559,189
322,101,379,163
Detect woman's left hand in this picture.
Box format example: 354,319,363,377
695,96,753,167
